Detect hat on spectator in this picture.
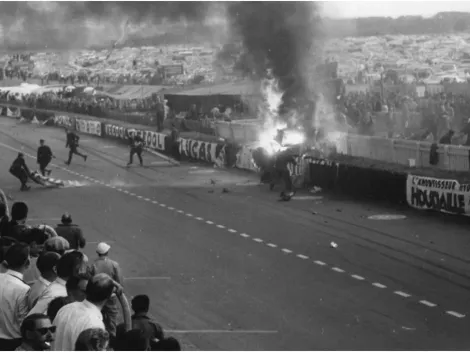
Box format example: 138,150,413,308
44,236,70,253
96,242,110,255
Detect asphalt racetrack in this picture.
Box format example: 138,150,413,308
0,117,469,350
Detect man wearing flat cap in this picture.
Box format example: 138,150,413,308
90,243,124,339
54,213,86,251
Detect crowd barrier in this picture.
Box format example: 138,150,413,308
4,104,470,218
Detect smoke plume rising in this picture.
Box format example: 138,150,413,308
0,2,223,50
228,2,322,110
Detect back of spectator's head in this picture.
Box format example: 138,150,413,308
11,202,28,222
152,337,182,351
4,243,30,270
61,213,72,224
46,296,70,322
122,329,149,351
66,273,91,302
85,273,115,305
44,236,70,256
75,328,110,351
0,202,6,218
131,294,150,314
36,251,60,276
56,251,80,279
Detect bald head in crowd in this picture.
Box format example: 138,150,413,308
86,273,116,307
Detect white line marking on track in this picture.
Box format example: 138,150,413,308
394,291,411,298
195,217,204,221
351,274,365,281
331,267,345,273
227,229,237,233
253,238,263,243
216,224,225,229
125,277,171,280
206,220,214,224
177,210,184,214
446,311,465,318
372,283,387,289
314,260,326,266
240,233,250,238
152,201,159,204
167,207,174,210
186,213,193,217
165,330,278,334
267,243,277,248
419,300,437,307
281,248,292,254
297,254,309,260
144,198,151,202
160,204,166,207
87,241,116,245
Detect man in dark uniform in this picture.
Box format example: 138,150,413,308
37,139,54,176
9,153,31,191
65,128,87,166
271,149,297,197
170,123,180,161
127,131,144,167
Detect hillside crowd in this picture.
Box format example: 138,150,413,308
338,91,470,145
0,194,181,351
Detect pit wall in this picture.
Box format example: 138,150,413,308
2,105,469,218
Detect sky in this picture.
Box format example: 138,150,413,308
320,1,470,19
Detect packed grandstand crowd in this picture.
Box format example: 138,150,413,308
0,192,181,351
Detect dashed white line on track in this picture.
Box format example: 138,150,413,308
1,140,464,322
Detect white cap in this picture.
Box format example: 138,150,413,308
96,242,111,255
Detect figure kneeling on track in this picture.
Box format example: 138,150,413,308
9,153,31,191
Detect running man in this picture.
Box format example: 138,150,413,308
65,128,87,166
37,139,55,176
127,131,144,167
9,153,31,191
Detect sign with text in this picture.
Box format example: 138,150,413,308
406,175,470,216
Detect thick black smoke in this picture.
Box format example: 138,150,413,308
228,2,321,110
0,2,215,50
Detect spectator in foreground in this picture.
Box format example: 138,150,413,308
75,328,110,351
15,314,54,351
44,236,70,257
28,251,77,316
54,213,86,250
0,244,31,351
130,295,164,342
90,243,123,339
152,337,181,351
52,273,118,351
66,274,90,302
46,297,70,323
28,252,60,310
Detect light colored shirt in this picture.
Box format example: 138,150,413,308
52,300,104,351
27,276,51,310
23,257,41,285
27,278,66,316
0,270,31,339
91,257,124,285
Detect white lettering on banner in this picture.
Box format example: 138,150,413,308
76,119,101,136
119,127,125,140
146,131,152,148
54,115,72,128
406,175,470,216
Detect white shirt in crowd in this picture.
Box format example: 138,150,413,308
27,276,52,310
23,257,41,285
27,277,67,316
52,300,105,351
0,270,31,339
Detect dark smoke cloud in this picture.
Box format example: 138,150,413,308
228,2,322,108
0,2,217,50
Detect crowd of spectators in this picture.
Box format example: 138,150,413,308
335,91,470,145
0,191,181,351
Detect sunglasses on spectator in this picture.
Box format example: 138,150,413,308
34,326,56,335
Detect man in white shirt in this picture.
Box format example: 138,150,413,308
27,252,60,310
28,252,77,316
0,244,31,351
52,273,120,351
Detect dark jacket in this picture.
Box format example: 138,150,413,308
66,133,79,148
10,156,30,175
131,313,164,341
54,224,85,250
37,145,53,162
129,135,144,149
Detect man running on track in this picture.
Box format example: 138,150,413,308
37,139,55,176
10,153,31,191
65,128,87,166
127,131,144,167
